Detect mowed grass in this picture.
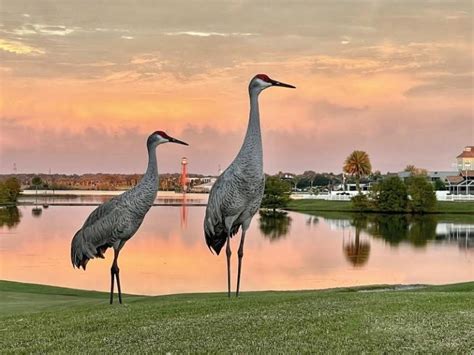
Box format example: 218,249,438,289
287,199,474,214
0,281,473,353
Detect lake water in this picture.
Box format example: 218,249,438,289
0,200,472,295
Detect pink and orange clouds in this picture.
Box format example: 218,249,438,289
0,1,472,174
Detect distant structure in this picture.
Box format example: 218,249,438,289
190,176,218,193
180,157,188,192
13,163,17,174
396,146,473,196
447,146,474,195
457,146,473,172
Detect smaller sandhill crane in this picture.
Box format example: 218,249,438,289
71,131,188,304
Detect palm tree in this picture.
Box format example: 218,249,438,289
343,150,372,194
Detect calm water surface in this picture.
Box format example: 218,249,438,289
0,202,472,295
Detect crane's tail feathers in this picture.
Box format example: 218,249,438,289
204,221,239,255
71,230,107,270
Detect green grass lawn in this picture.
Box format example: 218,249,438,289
287,199,474,214
1,281,473,353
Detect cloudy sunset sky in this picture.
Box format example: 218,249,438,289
0,0,472,175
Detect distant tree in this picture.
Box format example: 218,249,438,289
312,174,331,187
261,176,291,214
404,165,427,176
31,176,43,188
369,170,382,182
343,150,372,194
31,176,43,205
0,178,21,204
298,170,317,190
404,165,417,174
433,179,446,191
406,175,437,213
0,183,9,203
371,176,408,212
4,177,21,202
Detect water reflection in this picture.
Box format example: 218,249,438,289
0,207,21,229
343,220,371,267
18,191,208,206
181,194,188,229
324,213,474,252
258,211,292,242
31,207,43,217
306,215,319,226
0,205,472,295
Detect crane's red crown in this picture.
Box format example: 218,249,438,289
153,131,170,139
255,74,271,82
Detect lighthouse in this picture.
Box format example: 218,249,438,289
180,157,188,192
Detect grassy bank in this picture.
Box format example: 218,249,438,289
287,199,474,214
0,281,473,353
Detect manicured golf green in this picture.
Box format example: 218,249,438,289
1,280,473,353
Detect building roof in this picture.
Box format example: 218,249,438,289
398,171,457,179
457,146,474,158
446,176,464,184
461,170,474,177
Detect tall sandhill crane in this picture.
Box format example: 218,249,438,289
71,131,188,304
204,74,295,297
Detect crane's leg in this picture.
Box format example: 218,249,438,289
236,230,246,297
226,235,232,298
110,266,115,304
110,248,122,304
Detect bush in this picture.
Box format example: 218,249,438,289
406,175,437,213
433,179,446,191
371,176,408,212
261,176,291,213
0,177,21,204
350,194,372,211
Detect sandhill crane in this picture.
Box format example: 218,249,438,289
204,74,295,297
71,131,188,304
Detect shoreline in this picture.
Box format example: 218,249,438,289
1,279,473,298
286,199,474,215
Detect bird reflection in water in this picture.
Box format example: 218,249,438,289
258,210,292,242
0,207,21,229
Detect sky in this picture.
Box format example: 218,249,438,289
0,0,472,175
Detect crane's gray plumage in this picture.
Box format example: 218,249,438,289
71,131,188,303
204,74,295,296
204,86,265,255
70,172,157,269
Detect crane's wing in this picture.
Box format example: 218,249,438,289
71,195,129,269
82,195,122,227
204,170,247,255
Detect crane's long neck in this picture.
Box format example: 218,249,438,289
237,90,263,167
143,145,158,184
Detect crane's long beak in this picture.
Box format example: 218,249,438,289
270,79,296,89
168,136,189,145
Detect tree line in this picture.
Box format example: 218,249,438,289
262,150,438,213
